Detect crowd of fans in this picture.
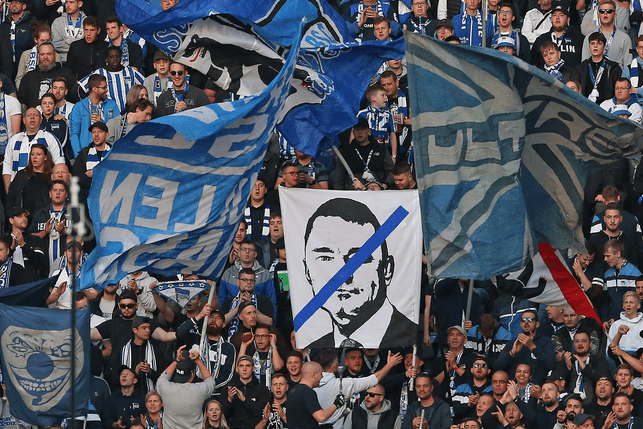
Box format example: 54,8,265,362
3,0,643,429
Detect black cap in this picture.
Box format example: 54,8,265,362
7,207,29,218
573,414,594,426
473,355,490,366
132,316,151,329
353,118,370,129
436,19,454,30
552,1,569,14
275,237,285,249
172,359,196,383
88,121,108,133
119,289,138,303
153,51,171,62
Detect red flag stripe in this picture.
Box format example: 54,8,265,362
538,242,604,330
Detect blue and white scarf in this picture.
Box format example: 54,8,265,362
153,73,171,105
27,46,37,71
0,92,7,151
48,203,67,264
226,292,258,339
0,257,12,289
244,206,270,240
64,13,83,39
170,74,190,113
86,143,110,170
253,346,272,387
545,58,565,81
111,38,130,67
121,338,157,391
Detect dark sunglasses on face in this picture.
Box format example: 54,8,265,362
120,303,136,309
598,8,614,13
473,362,488,368
521,317,535,323
170,70,185,76
365,392,383,397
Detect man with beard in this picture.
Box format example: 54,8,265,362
495,310,556,384
452,356,493,420
554,330,609,404
584,376,614,429
91,290,177,391
552,394,584,429
17,42,77,109
176,306,236,398
603,393,643,429
401,374,452,429
343,383,400,429
533,381,563,429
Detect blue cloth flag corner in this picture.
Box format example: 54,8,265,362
115,0,404,157
0,304,90,426
80,20,302,290
406,32,643,280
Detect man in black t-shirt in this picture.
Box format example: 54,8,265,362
90,290,176,390
287,361,344,429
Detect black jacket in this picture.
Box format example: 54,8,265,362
575,57,622,105
67,37,109,80
221,375,271,429
17,63,77,107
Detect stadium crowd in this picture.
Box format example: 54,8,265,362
3,0,643,429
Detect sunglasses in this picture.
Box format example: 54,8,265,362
521,317,535,323
473,362,488,368
119,303,136,309
598,8,614,13
169,70,185,76
365,392,383,397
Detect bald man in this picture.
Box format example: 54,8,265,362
287,362,345,429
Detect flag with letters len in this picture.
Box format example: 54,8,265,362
0,304,90,426
115,0,404,157
406,32,643,280
79,24,301,291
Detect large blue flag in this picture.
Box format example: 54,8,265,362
406,32,643,281
115,0,404,157
0,304,90,426
79,22,301,290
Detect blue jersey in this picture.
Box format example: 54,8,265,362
357,105,395,147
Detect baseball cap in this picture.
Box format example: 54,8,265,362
353,118,370,129
132,316,151,329
495,36,517,49
153,51,171,62
573,414,594,426
172,359,196,383
436,19,454,30
612,104,632,116
552,1,569,14
7,207,29,218
119,289,138,303
448,325,466,336
88,121,108,133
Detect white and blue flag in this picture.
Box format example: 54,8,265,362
406,32,643,281
0,304,90,427
155,280,209,309
115,0,404,157
79,21,301,291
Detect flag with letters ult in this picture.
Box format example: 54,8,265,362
115,0,404,157
406,32,643,280
0,304,90,426
79,24,301,291
280,188,421,349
